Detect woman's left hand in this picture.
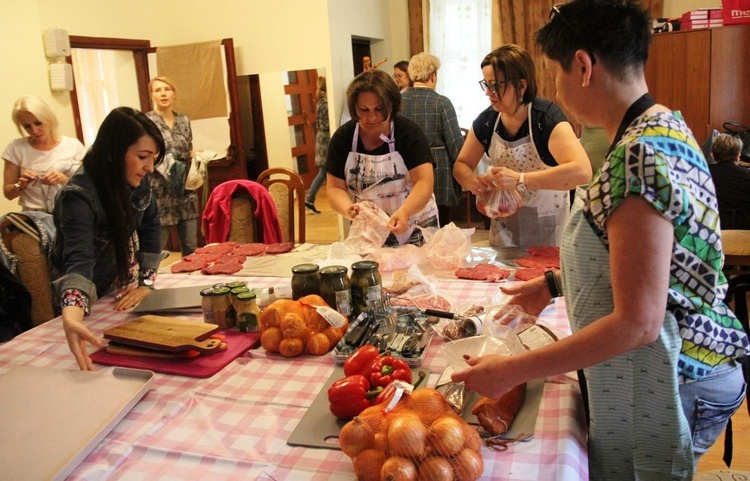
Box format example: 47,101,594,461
40,171,68,186
114,286,152,311
451,354,519,398
387,211,410,235
486,166,521,190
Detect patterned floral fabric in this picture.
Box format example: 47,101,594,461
314,96,329,168
146,111,199,226
584,111,749,380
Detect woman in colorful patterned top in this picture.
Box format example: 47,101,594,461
52,107,165,371
452,1,748,479
147,76,199,256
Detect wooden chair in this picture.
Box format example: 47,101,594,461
257,168,306,243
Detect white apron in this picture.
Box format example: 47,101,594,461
486,104,568,247
344,121,439,246
561,186,693,481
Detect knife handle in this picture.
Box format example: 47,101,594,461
424,309,456,319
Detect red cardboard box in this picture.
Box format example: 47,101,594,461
723,0,750,25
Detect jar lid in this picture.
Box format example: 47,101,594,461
352,260,378,271
231,286,250,295
320,265,348,276
227,281,247,289
212,282,228,289
236,290,257,300
200,288,214,297
212,286,231,296
292,263,320,274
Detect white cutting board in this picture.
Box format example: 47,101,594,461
0,365,153,481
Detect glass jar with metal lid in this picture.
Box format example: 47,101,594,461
291,263,321,300
211,286,235,329
234,290,261,332
350,260,382,318
319,265,352,317
200,288,215,324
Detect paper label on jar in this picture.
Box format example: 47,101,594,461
366,284,382,302
334,290,351,316
314,305,347,328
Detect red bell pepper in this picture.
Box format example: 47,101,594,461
369,355,412,388
343,345,380,378
374,369,427,405
327,374,383,419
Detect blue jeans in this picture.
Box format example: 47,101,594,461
679,360,746,461
160,218,198,257
306,167,326,204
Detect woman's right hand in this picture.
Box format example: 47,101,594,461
499,275,553,318
62,306,104,371
345,203,360,220
468,173,497,196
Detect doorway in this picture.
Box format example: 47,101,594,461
284,69,318,187
351,39,372,76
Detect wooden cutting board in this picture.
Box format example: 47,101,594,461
104,315,222,353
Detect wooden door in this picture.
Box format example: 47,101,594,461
285,69,318,187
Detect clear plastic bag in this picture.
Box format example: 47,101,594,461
476,188,524,219
421,222,474,271
343,201,391,253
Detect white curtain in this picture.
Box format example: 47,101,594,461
70,49,121,146
429,0,492,130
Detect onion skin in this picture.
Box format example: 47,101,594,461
387,412,428,458
452,448,484,481
339,417,374,458
418,456,454,481
428,416,465,456
407,389,451,425
354,449,387,481
461,424,483,453
381,456,417,481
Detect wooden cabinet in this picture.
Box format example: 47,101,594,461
645,25,750,145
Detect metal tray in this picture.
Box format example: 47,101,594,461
331,306,433,367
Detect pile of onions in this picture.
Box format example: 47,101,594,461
339,388,484,481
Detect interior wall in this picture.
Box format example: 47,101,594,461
663,0,722,18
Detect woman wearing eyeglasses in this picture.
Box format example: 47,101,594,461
453,44,591,248
452,1,748,478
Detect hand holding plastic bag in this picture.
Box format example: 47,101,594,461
476,188,523,219
343,201,391,253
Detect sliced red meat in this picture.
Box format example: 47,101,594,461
195,242,238,255
526,245,560,258
233,243,267,256
183,252,222,263
201,262,244,275
455,263,511,282
171,259,208,273
513,267,547,281
265,242,295,254
222,254,247,264
516,256,560,269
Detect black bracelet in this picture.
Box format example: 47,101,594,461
544,270,560,298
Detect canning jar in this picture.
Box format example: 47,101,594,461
234,290,261,332
291,263,321,300
211,286,235,329
200,288,215,324
319,265,351,317
350,260,382,318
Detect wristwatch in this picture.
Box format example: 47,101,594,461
517,173,527,193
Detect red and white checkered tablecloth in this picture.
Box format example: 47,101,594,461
0,274,588,480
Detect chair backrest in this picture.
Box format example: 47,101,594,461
228,192,257,243
257,168,306,243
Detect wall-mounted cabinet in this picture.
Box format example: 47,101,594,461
645,25,750,145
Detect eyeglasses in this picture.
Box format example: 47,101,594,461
549,3,596,65
478,79,506,95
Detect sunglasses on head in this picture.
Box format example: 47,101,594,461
549,3,597,65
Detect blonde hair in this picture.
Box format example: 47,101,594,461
11,95,60,141
712,133,743,163
407,53,441,83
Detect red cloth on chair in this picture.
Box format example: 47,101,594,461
202,180,283,244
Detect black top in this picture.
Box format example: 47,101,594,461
708,161,750,230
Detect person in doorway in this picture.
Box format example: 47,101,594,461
452,1,748,478
401,53,464,227
52,107,165,371
305,76,330,214
3,95,86,213
393,60,412,93
326,69,438,247
453,44,591,248
709,133,750,229
146,76,198,256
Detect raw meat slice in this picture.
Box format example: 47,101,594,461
183,252,222,263
201,262,244,275
222,254,247,264
513,267,547,281
195,242,238,255
171,259,208,273
516,256,560,269
455,263,511,282
265,242,295,254
233,243,267,256
390,293,451,311
526,245,560,258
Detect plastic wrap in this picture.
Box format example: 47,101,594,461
476,188,523,219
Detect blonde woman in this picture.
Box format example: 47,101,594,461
146,76,198,256
2,95,85,213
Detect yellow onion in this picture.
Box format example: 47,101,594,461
407,389,451,425
418,456,454,481
340,417,374,458
387,412,428,458
359,405,388,433
461,424,483,453
381,456,417,481
452,448,484,481
428,416,465,456
354,449,387,481
373,431,388,452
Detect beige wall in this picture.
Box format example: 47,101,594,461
664,0,722,18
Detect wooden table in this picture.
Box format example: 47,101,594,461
723,230,750,267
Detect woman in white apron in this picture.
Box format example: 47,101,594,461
452,3,748,479
453,44,591,248
326,69,438,247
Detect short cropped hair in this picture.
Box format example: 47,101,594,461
346,69,401,121
11,95,60,141
480,45,537,105
712,133,743,163
408,53,440,83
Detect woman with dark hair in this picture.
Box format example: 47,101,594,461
453,44,591,248
326,69,438,247
453,1,748,478
52,107,166,370
393,60,412,92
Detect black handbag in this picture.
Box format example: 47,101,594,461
722,122,750,160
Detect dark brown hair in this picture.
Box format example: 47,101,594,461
480,44,537,105
346,69,401,121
